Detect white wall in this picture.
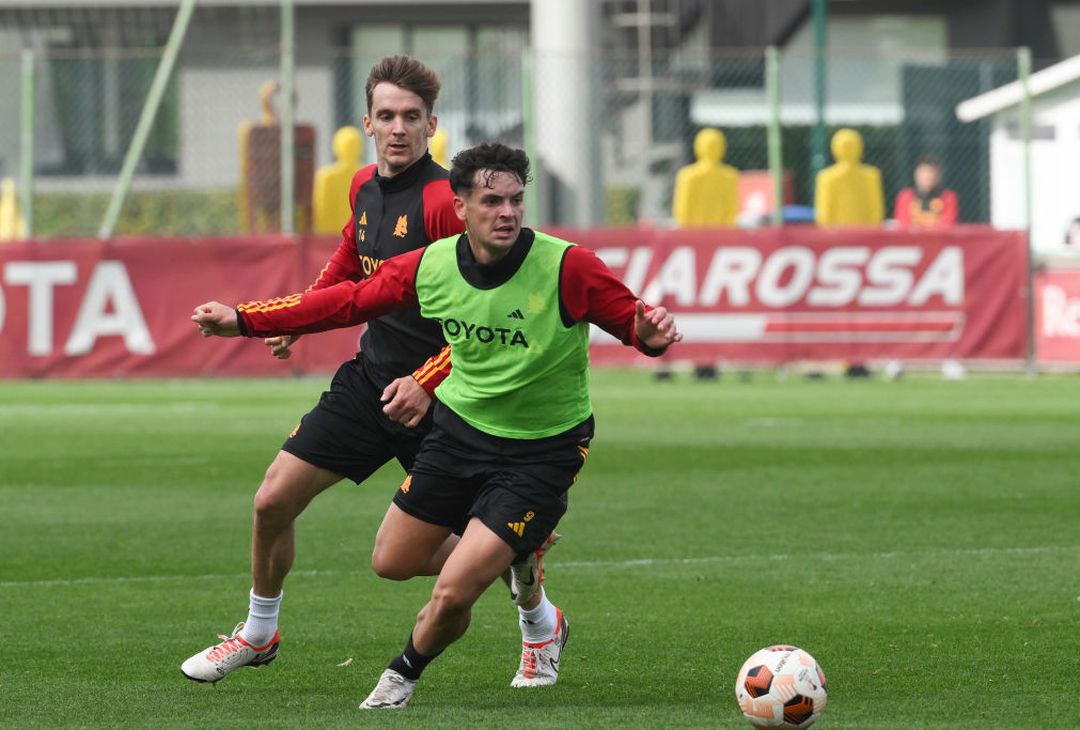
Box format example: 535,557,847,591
990,86,1080,253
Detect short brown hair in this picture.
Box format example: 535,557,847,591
365,55,441,114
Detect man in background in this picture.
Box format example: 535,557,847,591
894,156,958,228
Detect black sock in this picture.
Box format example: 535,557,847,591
388,633,439,681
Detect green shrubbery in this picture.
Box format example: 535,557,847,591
605,186,640,226
33,189,241,238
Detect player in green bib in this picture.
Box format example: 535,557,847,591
414,228,592,439
193,142,682,709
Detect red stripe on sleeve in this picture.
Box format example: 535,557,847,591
411,344,452,397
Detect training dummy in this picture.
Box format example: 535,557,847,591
313,126,363,235
814,128,884,226
673,128,739,227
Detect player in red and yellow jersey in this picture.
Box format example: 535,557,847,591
181,56,548,687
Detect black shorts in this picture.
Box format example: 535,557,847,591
281,354,432,484
392,403,593,560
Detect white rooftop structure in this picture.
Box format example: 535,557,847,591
955,53,1080,253
956,53,1080,122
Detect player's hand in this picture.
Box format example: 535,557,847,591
381,375,432,428
191,301,241,338
634,300,682,351
264,334,300,359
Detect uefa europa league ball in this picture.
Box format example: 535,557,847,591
735,645,828,728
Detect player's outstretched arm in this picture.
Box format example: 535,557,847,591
259,170,369,360
238,248,425,338
192,301,241,338
560,245,680,356
633,300,682,351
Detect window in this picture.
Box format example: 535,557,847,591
26,15,179,176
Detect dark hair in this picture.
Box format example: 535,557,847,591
916,155,941,169
449,143,532,195
365,55,440,114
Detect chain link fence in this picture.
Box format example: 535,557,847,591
0,6,1037,238
589,48,1024,227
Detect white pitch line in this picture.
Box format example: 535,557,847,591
0,403,222,417
555,544,1075,570
0,569,330,589
1,545,1074,590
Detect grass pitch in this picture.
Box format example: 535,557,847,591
2,370,1078,728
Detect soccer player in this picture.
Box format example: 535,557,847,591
191,142,682,707
180,57,550,685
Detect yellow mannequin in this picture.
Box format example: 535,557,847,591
430,129,449,169
312,126,363,235
0,177,27,241
672,128,739,227
814,128,884,226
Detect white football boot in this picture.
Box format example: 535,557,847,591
359,668,417,709
511,608,569,688
180,622,279,684
509,532,560,606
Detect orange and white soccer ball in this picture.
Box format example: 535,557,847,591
735,645,828,728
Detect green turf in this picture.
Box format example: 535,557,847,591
2,371,1078,728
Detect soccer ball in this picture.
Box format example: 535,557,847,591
735,645,828,728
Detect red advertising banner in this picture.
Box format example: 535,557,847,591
549,226,1029,365
1035,268,1080,363
0,237,361,378
0,228,1029,378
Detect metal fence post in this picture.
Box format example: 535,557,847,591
280,0,296,236
98,0,197,239
19,48,35,238
1018,46,1036,375
810,0,828,179
766,46,783,227
521,46,540,227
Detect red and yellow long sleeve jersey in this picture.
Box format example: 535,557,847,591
238,229,665,360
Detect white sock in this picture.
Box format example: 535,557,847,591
518,587,558,643
239,589,282,647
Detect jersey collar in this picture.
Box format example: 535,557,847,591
375,151,433,193
456,228,535,290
